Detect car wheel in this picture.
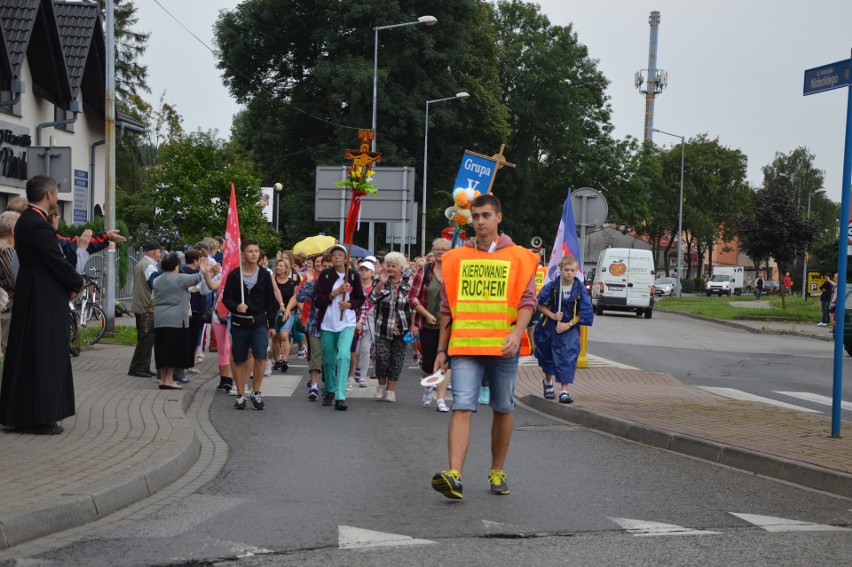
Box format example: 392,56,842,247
644,307,653,319
636,309,644,317
845,342,852,357
706,291,711,296
728,290,733,296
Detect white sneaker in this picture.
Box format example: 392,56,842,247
422,386,433,407
358,378,368,388
385,390,396,403
436,399,449,412
817,322,826,326
374,384,386,401
264,360,272,376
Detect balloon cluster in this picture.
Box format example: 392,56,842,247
445,187,482,227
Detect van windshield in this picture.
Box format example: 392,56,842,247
710,275,731,282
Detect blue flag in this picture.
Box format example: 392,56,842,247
546,188,583,283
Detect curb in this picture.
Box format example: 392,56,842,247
0,380,202,550
520,395,852,499
657,308,833,342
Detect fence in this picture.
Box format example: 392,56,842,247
82,249,139,304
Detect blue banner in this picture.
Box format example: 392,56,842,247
452,151,498,194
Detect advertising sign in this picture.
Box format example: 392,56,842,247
73,169,88,224
807,271,823,297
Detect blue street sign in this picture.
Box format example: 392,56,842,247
803,59,851,96
452,151,498,194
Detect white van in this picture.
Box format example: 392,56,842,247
591,248,656,318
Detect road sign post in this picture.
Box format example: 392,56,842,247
804,55,852,438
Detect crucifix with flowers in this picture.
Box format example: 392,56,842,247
338,129,382,244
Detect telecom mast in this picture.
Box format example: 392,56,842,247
635,11,668,142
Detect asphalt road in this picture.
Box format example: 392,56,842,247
30,354,852,566
588,309,852,416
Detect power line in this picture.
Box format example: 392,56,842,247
150,0,362,132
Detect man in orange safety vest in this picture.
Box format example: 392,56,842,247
430,193,538,500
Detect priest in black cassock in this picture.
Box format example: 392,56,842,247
0,175,83,434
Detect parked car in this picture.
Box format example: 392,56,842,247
842,285,852,356
654,277,681,296
763,280,780,295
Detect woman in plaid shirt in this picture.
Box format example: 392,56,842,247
369,252,413,402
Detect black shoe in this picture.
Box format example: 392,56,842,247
280,360,288,373
272,361,282,371
128,370,150,378
322,393,333,406
559,391,574,404
175,378,192,384
17,423,64,435
234,397,247,410
308,386,319,401
216,378,234,392
143,370,157,377
543,380,555,400
251,392,265,410
334,399,348,411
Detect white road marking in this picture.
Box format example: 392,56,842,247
482,519,524,534
253,375,302,397
608,517,720,536
696,387,821,413
775,391,852,411
730,513,850,533
338,526,436,549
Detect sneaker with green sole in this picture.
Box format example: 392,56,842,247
432,470,463,500
488,469,510,495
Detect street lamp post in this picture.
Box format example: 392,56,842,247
372,15,437,152
652,128,685,297
802,189,825,299
421,92,470,256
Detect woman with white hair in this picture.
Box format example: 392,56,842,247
369,251,413,402
0,210,20,350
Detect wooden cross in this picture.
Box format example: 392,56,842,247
486,144,515,194
344,129,382,173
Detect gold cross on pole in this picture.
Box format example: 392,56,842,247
486,144,515,194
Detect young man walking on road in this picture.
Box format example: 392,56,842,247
431,194,539,499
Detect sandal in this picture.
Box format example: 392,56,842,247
543,380,555,400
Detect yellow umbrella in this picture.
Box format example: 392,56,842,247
293,235,336,256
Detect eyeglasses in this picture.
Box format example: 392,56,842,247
432,248,449,253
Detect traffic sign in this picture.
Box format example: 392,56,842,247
803,59,851,96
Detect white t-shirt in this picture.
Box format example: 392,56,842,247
321,271,356,332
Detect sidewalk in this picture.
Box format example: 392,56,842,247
0,342,219,550
516,355,852,498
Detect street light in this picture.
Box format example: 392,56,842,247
273,181,283,236
802,188,825,299
372,15,437,152
652,128,685,297
421,92,470,256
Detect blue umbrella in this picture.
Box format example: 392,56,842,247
346,244,372,258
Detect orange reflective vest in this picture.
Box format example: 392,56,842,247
442,244,539,356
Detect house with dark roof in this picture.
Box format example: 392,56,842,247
0,0,142,222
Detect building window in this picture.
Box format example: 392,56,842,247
54,106,75,133
0,91,21,117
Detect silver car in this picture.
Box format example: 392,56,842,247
654,277,681,296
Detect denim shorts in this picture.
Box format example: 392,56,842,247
230,325,269,363
450,355,518,413
276,312,296,334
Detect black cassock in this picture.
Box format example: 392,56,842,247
0,206,83,428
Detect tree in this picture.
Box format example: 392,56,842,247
97,0,150,99
141,131,279,254
683,134,750,278
737,179,814,308
489,0,626,245
216,0,510,248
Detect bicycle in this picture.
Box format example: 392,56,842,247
69,297,106,354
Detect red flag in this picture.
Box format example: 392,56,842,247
216,184,241,320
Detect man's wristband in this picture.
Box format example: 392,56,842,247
436,349,448,357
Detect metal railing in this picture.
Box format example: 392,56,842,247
82,249,139,303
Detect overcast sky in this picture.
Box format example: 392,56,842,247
136,0,852,202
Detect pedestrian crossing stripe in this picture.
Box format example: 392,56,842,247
775,391,852,411
338,526,436,549
608,517,720,536
730,513,850,533
696,387,821,413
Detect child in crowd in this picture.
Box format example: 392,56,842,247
534,255,594,403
